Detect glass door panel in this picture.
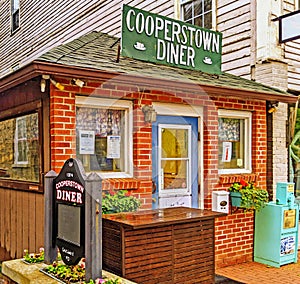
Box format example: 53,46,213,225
159,125,191,196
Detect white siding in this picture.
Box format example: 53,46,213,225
1,0,300,93
0,0,175,79
217,0,253,77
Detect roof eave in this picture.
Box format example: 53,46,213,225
0,61,298,104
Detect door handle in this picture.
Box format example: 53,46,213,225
152,180,157,194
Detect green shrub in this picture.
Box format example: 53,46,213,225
102,190,141,214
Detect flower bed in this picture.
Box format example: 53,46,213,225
23,248,45,264
42,259,122,284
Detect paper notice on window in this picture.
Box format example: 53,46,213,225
79,130,95,154
107,135,121,159
222,142,232,162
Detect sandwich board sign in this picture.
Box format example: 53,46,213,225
53,158,86,265
121,4,222,74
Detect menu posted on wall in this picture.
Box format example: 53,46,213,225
79,130,95,154
107,135,121,159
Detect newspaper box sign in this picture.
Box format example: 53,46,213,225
53,158,86,265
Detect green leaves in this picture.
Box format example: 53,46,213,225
102,190,141,214
239,187,269,211
23,247,44,263
228,179,269,211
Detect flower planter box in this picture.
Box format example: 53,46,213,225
228,180,269,211
230,191,256,209
230,192,243,207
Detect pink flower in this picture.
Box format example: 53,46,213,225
79,258,86,269
95,278,106,284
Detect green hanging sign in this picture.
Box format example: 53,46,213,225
121,5,222,74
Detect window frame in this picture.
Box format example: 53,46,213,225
0,101,43,192
11,0,20,32
14,116,29,165
180,0,216,30
75,96,133,179
218,109,252,175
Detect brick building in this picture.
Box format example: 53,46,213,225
1,0,300,271
0,30,297,268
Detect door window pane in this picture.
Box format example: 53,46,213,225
160,127,190,192
162,160,188,190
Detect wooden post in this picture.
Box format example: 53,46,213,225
85,172,102,282
44,170,58,264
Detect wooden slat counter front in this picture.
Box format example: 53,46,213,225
102,207,226,284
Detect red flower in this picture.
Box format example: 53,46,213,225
240,179,248,187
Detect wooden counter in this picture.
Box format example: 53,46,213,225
102,207,225,284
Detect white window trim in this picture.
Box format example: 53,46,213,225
14,116,29,165
178,0,216,30
11,0,20,32
218,109,252,175
76,96,133,179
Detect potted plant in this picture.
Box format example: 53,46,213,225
228,179,269,211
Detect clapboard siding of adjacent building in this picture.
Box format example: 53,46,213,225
219,0,300,93
94,0,175,37
217,0,253,79
1,0,299,91
285,41,300,91
0,0,175,79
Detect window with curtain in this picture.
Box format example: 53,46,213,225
218,110,252,174
75,97,133,178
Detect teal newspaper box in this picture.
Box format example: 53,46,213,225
254,182,299,267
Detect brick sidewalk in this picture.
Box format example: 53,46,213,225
216,258,300,284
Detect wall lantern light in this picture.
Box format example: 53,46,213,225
40,74,50,92
268,102,279,113
40,78,46,92
71,78,85,88
50,78,65,91
142,105,157,123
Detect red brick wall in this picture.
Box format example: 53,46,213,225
212,97,267,267
49,76,267,267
